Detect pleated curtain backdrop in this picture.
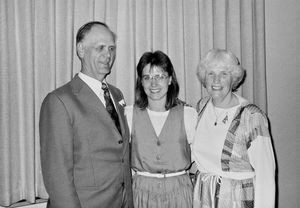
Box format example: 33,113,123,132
0,0,266,206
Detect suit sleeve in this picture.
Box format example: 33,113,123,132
39,93,81,208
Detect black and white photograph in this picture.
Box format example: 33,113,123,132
0,0,299,207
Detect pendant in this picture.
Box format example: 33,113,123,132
222,115,228,124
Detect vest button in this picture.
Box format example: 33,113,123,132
157,141,160,146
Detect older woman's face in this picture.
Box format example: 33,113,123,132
205,66,233,101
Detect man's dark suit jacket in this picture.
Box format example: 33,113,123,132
39,75,133,208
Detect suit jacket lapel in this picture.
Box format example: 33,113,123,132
108,86,127,138
70,75,122,137
109,89,130,158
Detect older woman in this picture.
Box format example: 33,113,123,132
125,50,197,208
192,49,276,208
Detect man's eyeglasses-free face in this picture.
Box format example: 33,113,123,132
142,74,169,82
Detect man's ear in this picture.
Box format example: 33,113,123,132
76,42,84,58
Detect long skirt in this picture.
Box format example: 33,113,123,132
193,172,254,208
132,173,193,208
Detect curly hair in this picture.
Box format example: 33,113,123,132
197,48,245,91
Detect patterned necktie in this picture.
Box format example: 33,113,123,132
101,83,121,134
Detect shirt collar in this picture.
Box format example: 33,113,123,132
78,72,107,95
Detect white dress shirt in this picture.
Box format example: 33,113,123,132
78,72,116,107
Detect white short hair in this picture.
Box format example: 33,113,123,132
197,48,245,91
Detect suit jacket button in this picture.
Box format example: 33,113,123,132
118,140,123,144
121,182,125,187
121,159,124,163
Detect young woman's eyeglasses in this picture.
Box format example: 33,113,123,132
142,74,169,82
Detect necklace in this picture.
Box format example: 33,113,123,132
212,106,229,126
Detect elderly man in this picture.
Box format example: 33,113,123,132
39,21,133,208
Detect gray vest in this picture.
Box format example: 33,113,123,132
131,105,191,173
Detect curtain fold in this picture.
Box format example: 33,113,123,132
0,0,266,206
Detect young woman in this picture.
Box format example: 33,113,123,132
125,50,197,208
